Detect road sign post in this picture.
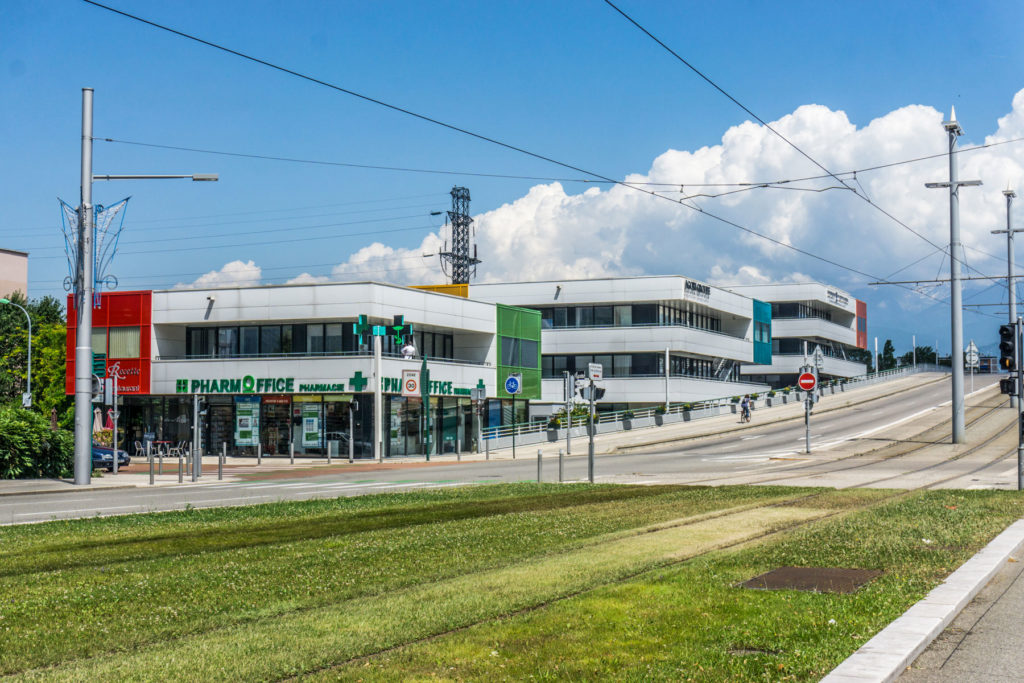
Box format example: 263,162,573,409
798,369,817,454
506,373,522,460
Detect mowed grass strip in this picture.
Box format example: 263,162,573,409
0,484,805,675
319,489,1024,682
14,495,835,681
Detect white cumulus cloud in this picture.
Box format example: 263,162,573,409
175,260,262,289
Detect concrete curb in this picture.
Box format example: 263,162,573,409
0,483,139,498
821,518,1024,682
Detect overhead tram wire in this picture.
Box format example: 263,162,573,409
601,0,1010,287
79,0,959,303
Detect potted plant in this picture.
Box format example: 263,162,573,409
621,410,635,429
766,389,777,406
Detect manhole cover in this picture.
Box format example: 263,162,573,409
739,566,882,594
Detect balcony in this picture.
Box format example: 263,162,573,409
771,318,857,346
540,325,752,362
740,354,867,378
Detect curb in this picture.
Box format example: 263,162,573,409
821,518,1024,682
0,483,139,498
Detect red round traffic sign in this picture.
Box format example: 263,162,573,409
797,372,817,391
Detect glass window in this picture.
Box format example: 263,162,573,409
614,305,632,327
307,324,324,353
574,355,592,372
552,355,567,376
92,327,107,355
632,354,658,375
577,307,594,327
280,325,293,354
292,325,306,355
261,326,281,355
501,336,519,366
613,354,632,377
633,304,657,326
241,326,259,356
593,306,613,326
554,307,567,328
542,356,554,378
216,327,238,357
520,339,538,368
444,335,453,360
540,308,553,329
594,354,612,375
325,324,343,353
109,327,140,358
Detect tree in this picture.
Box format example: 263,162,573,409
899,345,936,366
0,293,71,424
847,347,873,373
881,339,897,370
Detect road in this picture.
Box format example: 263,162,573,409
0,374,1010,525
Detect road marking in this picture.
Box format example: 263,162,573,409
739,435,765,441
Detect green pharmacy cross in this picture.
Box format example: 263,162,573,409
348,371,369,392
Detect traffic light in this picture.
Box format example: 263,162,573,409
999,324,1016,370
1000,377,1016,395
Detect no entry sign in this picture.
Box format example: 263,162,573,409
797,372,817,392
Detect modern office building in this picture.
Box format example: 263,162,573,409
471,276,773,413
727,282,867,387
0,248,28,299
65,283,541,459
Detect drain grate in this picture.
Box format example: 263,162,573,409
739,566,882,594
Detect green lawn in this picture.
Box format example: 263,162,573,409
1,483,1021,681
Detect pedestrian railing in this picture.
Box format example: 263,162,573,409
481,363,948,449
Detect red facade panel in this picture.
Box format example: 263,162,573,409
855,299,868,350
66,291,152,395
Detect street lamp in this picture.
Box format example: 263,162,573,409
0,298,31,408
72,87,218,486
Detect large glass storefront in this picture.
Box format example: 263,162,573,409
120,392,471,458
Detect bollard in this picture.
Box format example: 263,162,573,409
559,448,564,483
537,448,542,483
178,452,183,483
456,439,461,462
148,442,154,486
219,442,225,481
485,436,490,460
257,442,262,466
290,441,295,464
327,441,332,465
158,445,163,475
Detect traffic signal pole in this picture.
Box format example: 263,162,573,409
588,377,595,483
1017,318,1023,491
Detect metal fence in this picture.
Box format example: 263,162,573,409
482,363,946,450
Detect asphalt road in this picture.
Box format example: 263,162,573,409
0,374,1005,525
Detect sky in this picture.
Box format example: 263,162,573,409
2,0,1024,356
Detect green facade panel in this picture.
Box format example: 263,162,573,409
496,304,542,399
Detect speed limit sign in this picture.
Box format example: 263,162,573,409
401,369,421,397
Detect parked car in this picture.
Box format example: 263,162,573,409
91,445,131,472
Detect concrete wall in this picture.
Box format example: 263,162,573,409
0,249,28,299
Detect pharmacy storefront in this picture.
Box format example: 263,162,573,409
153,363,488,459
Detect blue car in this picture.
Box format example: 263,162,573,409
91,445,131,472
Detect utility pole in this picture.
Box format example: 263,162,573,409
912,334,916,369
874,337,878,376
74,88,95,485
438,186,481,285
1017,318,1023,491
992,188,1021,407
587,376,595,483
374,333,383,463
563,371,572,455
926,107,982,444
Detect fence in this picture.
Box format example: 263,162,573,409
481,363,946,451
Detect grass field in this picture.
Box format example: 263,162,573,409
1,483,1022,681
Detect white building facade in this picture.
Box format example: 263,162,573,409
471,276,773,413
728,282,868,387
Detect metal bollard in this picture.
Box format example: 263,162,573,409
148,442,154,486
290,441,295,464
485,437,490,460
537,448,542,483
178,452,183,483
257,442,262,465
327,441,332,465
219,442,225,481
559,448,564,483
158,445,163,475
456,439,461,462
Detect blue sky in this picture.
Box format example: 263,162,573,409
2,0,1024,355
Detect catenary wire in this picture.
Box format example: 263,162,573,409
79,0,969,304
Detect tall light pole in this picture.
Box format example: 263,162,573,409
926,107,982,444
73,88,217,485
992,188,1021,407
0,298,31,407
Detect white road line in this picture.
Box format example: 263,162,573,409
14,504,144,517
739,435,765,441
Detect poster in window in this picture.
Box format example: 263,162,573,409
301,402,322,448
234,395,261,446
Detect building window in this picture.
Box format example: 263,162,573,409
501,336,520,366
92,327,108,355
109,327,140,358
217,327,238,357
241,326,259,356
325,323,343,353
260,326,281,355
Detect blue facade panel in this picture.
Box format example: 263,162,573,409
752,299,772,365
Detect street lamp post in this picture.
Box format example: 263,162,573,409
0,298,31,408
72,88,217,485
925,106,982,445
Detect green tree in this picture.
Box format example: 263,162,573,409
881,339,897,370
847,347,873,373
0,292,72,423
899,346,936,366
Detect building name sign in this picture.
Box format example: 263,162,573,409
176,374,477,396
685,280,711,297
827,290,849,306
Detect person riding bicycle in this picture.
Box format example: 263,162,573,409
740,395,751,423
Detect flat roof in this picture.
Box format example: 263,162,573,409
0,248,29,257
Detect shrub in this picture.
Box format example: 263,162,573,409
730,396,741,403
750,393,759,400
654,405,667,415
767,390,777,397
0,404,74,479
682,403,692,411
782,387,792,394
546,418,561,429
621,410,635,420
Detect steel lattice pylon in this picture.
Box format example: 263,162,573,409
439,186,480,284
